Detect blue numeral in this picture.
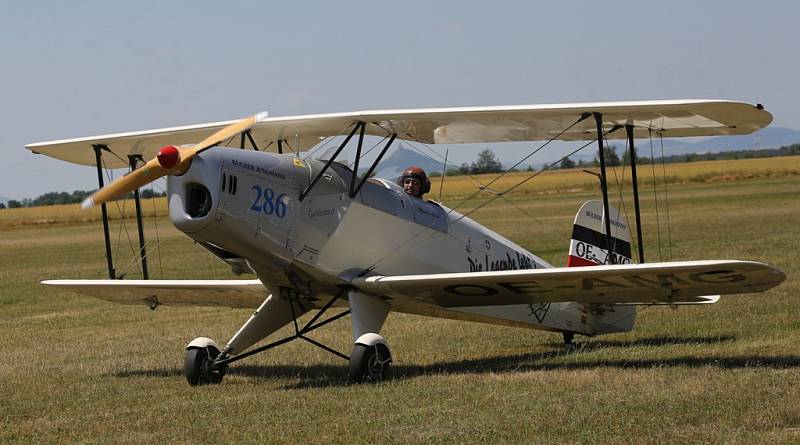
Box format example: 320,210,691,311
249,185,287,219
250,185,262,211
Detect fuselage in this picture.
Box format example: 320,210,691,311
166,148,634,335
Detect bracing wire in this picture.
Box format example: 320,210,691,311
97,150,163,277
446,113,591,215
659,133,673,261
452,137,601,224
361,131,608,274
402,136,490,191
100,158,140,277
359,133,390,160
499,194,545,226
302,122,357,161
149,183,164,279
649,129,663,262
608,135,635,262
622,137,639,261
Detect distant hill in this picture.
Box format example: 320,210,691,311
362,127,800,176
568,126,800,165
359,142,447,179
0,196,10,206
650,126,800,154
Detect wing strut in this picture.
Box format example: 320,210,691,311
298,121,398,201
350,132,397,198
128,154,149,279
93,144,115,279
626,124,645,263
299,121,364,201
213,290,352,367
90,145,152,280
593,113,617,264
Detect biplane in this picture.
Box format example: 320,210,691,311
27,100,785,384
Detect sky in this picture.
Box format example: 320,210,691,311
1,1,798,200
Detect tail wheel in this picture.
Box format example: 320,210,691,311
349,343,391,383
185,345,226,386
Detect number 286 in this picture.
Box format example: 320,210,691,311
250,185,288,218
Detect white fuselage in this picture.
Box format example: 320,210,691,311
167,148,634,336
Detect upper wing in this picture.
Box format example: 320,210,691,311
351,260,785,307
42,279,266,308
27,100,771,168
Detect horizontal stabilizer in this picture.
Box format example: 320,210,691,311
351,260,784,308
42,279,266,308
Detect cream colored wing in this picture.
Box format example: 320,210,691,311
42,279,266,308
27,100,771,167
351,260,784,308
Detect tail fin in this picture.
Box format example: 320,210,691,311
568,200,636,335
568,200,633,267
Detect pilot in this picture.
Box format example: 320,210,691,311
397,166,431,199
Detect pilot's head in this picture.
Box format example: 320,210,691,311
397,166,430,198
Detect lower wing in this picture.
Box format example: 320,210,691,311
42,279,266,308
351,260,784,307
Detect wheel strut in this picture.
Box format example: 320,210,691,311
213,290,351,368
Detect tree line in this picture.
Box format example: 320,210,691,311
430,143,800,177
2,143,797,209
2,189,165,209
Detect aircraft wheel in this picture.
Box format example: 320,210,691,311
349,343,390,383
185,345,225,386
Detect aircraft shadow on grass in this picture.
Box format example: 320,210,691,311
111,335,800,389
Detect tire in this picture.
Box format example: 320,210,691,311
349,343,390,383
184,346,224,386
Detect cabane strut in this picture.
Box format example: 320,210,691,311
299,121,397,201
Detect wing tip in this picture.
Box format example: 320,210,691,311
81,197,95,209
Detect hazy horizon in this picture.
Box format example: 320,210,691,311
3,1,798,199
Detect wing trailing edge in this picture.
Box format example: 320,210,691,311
42,279,266,309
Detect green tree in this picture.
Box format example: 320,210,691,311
559,158,576,169
604,145,621,167
592,145,620,167
140,189,165,199
470,149,503,174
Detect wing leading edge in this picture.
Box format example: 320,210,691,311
351,260,784,308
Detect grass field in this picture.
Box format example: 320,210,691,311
1,156,798,443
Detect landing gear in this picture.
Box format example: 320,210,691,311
182,292,353,386
349,342,391,383
181,290,394,385
184,344,226,386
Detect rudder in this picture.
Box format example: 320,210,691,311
567,200,636,335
